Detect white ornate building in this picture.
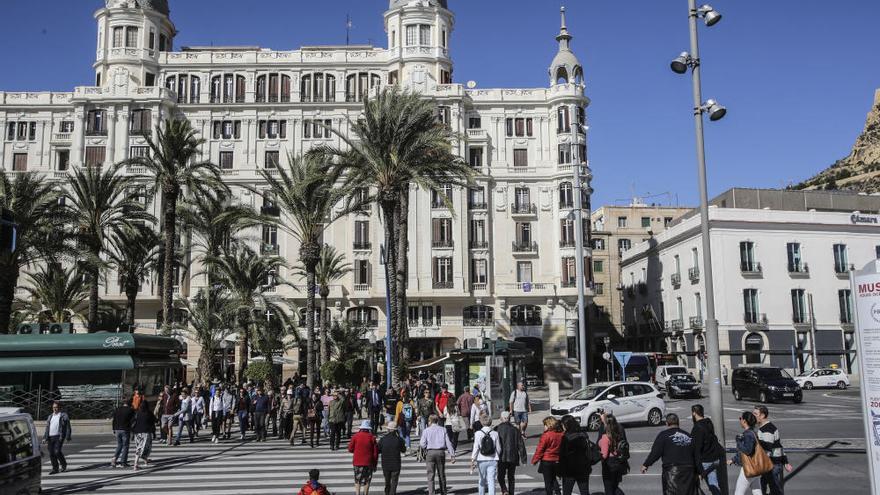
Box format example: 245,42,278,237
0,0,594,384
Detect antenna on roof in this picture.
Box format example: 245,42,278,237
346,14,352,45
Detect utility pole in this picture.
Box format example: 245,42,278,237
572,103,590,389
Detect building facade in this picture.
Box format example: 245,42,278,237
620,188,880,377
0,0,595,384
588,203,691,349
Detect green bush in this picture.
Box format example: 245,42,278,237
346,358,369,382
321,360,348,385
244,361,274,383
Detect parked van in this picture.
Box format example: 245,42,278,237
732,366,802,404
0,411,42,495
655,365,690,388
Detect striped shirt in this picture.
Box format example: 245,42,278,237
756,422,787,464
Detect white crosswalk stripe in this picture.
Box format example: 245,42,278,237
41,434,540,494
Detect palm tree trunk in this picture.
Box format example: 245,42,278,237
306,268,318,388
87,246,100,332
379,200,398,386
196,345,213,384
0,263,19,334
161,188,178,336
320,293,330,365
237,310,249,384
125,283,138,330
394,194,409,382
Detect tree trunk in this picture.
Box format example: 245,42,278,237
196,344,214,385
87,246,100,332
161,188,178,336
237,310,249,384
125,282,138,330
306,267,318,388
394,193,409,382
320,291,330,365
0,263,20,334
379,200,398,387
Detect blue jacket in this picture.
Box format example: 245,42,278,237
44,412,72,442
732,429,757,465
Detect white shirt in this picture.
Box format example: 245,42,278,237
470,402,488,425
191,396,205,413
210,395,224,412
471,427,501,462
49,412,62,437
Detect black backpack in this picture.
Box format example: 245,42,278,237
587,437,602,466
479,428,496,456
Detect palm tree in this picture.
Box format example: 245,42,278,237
259,154,353,387
208,243,288,383
125,118,225,335
107,224,160,328
0,171,69,333
294,244,351,366
312,87,472,381
66,163,151,332
178,286,237,384
18,262,87,325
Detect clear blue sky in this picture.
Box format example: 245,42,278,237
1,1,878,208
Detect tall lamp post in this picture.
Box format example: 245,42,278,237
572,111,591,390
368,332,377,383
670,2,727,444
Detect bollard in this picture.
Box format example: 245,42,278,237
548,381,559,406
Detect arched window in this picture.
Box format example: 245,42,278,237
325,75,335,102
298,308,324,327
463,305,494,326
347,307,378,327
256,75,267,102
345,72,381,102
210,75,221,103
510,305,541,325
744,333,764,364
165,75,176,92
559,182,573,208
573,66,584,85
557,106,570,133
556,67,569,85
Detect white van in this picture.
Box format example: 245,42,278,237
655,365,690,388
0,411,42,495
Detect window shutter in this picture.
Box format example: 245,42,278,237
234,121,241,139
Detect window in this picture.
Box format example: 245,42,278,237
149,28,155,49
0,418,35,462
561,257,576,286
354,260,371,286
593,260,604,273
391,30,397,48
405,25,417,46
440,70,452,84
470,259,488,285
219,151,234,170
516,261,533,283
691,247,699,269
130,109,151,135
594,283,604,295
12,153,27,172
212,120,241,139
559,182,573,208
159,34,167,51
791,289,807,324
419,24,431,45
145,73,155,87
265,151,279,169
557,106,570,133
352,221,370,250
347,306,377,326
298,73,333,103
513,149,528,168
468,147,483,168
468,187,486,208
515,222,532,245
560,219,575,247
129,146,149,158
431,185,453,208
740,241,757,271
505,118,513,137
618,238,631,253
125,26,139,48
558,144,572,165
84,146,105,167
57,150,70,171
591,238,605,250
787,242,804,272
432,257,453,288
641,217,651,228
743,289,760,323
210,74,245,103
510,304,541,325
59,121,74,133
833,244,848,273
876,245,880,259
112,26,124,47
432,218,453,247
262,225,278,246
303,119,333,139
839,289,853,324
463,304,493,324
441,29,447,47
469,219,486,247
258,120,287,139
617,216,627,228
345,72,381,102
86,110,106,135
468,117,481,129
436,106,451,125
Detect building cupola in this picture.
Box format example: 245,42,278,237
384,0,454,90
548,6,583,86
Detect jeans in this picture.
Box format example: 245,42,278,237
211,410,225,437
345,411,354,437
540,460,560,495
562,477,589,495
253,411,267,440
309,418,322,447
398,421,412,449
175,417,193,444
497,461,517,494
601,462,623,495
477,460,498,495
426,450,448,495
383,469,401,495
113,430,130,464
734,468,762,495
445,425,459,452
237,411,249,437
330,421,344,449
702,460,722,495
47,436,66,472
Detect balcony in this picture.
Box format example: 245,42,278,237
130,128,152,137
468,201,488,210
670,319,684,331
510,203,537,216
432,281,454,289
559,239,576,248
561,280,576,288
740,261,763,277
466,128,488,140
261,205,281,217
671,273,681,287
432,239,454,249
559,201,574,209
689,316,703,330
788,262,810,277
260,243,279,255
353,283,370,292
470,282,487,292
126,165,148,175
744,312,768,328
834,263,854,277
431,201,449,210
469,240,488,249
463,318,493,327
499,282,556,296
511,241,538,255
51,132,72,143
353,241,372,251
688,267,700,282
85,128,107,136
793,313,810,327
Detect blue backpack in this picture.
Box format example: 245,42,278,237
402,403,414,421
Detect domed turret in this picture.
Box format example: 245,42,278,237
548,7,583,86
384,0,454,89
389,0,448,10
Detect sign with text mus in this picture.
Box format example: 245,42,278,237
851,259,880,494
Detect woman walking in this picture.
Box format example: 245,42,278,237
132,400,154,471
599,414,628,495
394,390,416,452
209,388,225,443
308,388,325,448
348,420,379,495
531,416,563,495
729,411,762,495
470,395,489,432
559,415,591,495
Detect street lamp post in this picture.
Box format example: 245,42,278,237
369,332,377,383
572,106,590,390
220,339,229,382
670,1,727,445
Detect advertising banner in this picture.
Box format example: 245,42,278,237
851,260,880,493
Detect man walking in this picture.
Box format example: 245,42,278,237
417,389,435,435
328,389,347,450
640,413,699,495
470,413,501,495
754,405,793,495
420,414,456,495
379,421,406,495
280,388,295,440
174,388,194,445
160,385,179,444
44,401,72,475
496,411,527,495
691,404,725,495
456,387,475,441
508,382,531,438
111,398,134,467
367,382,383,430
252,387,271,442
237,386,251,440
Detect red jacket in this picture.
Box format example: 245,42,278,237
348,430,379,467
298,481,329,495
435,391,453,414
532,430,564,464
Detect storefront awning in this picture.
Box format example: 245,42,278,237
409,354,456,370
0,355,135,373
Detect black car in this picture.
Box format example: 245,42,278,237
732,367,802,403
0,412,41,495
665,374,702,398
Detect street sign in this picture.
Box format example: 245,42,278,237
522,282,532,293
613,351,632,369
851,259,880,494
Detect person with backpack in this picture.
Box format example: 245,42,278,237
532,416,564,495
691,404,725,495
470,395,489,432
728,411,766,495
599,413,629,495
379,421,406,495
508,382,531,438
496,411,527,495
640,413,699,495
395,390,416,452
308,388,325,448
471,412,501,495
559,415,596,495
298,468,331,495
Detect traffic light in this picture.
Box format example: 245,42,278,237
0,208,16,253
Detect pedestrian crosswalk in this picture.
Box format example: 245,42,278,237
41,433,541,494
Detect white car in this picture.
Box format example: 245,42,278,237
655,365,690,389
795,368,849,390
550,381,666,431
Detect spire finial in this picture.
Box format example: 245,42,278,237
560,6,567,30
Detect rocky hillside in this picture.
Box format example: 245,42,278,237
791,89,880,192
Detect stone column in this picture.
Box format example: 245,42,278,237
105,106,117,167
72,107,85,167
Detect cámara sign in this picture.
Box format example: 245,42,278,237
851,214,880,225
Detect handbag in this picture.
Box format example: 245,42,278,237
741,433,773,478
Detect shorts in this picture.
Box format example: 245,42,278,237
354,465,374,484
161,414,174,428
514,411,529,424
